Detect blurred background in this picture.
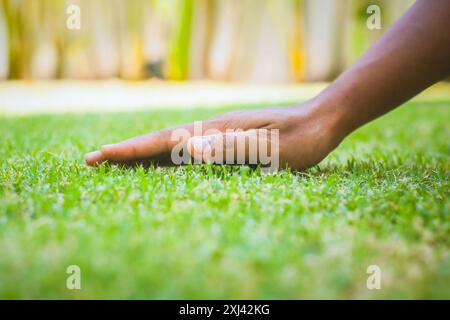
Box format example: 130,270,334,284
0,0,415,83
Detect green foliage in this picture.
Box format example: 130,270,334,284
0,101,449,298
167,0,193,79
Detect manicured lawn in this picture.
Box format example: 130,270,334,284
0,99,449,299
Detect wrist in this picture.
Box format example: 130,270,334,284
299,95,352,143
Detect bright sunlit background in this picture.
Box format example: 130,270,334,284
0,0,414,82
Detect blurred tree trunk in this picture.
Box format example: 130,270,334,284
3,0,28,79
289,0,306,82
118,0,146,80
0,0,9,79
28,0,59,79
142,0,166,79
233,0,294,83
89,0,120,79
304,0,350,81
62,0,97,79
207,0,242,80
188,0,211,79
166,0,193,80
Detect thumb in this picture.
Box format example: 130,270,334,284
186,129,278,167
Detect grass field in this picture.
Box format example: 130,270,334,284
0,97,449,299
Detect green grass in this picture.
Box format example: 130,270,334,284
0,99,449,299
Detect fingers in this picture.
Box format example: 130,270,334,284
84,124,190,166
99,131,170,162
84,150,106,166
186,129,279,168
84,121,210,166
84,110,273,167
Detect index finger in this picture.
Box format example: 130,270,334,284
84,122,203,166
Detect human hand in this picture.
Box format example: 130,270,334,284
85,100,344,170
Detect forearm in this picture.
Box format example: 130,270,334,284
313,0,450,138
